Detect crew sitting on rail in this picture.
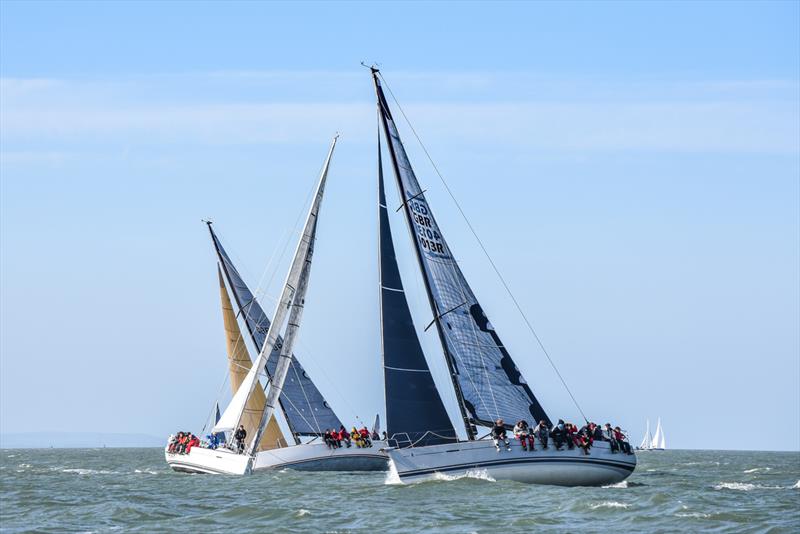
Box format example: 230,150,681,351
491,418,511,452
338,425,351,448
613,426,633,454
513,420,535,451
323,429,339,449
359,427,372,448
550,419,567,450
534,419,550,450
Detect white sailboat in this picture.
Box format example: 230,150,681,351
165,136,387,474
370,67,636,486
637,418,666,451
638,419,653,450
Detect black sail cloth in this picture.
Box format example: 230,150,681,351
373,71,550,432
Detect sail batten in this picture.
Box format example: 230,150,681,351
208,223,342,437
377,126,458,447
372,71,550,434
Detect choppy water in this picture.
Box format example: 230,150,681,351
1,448,798,533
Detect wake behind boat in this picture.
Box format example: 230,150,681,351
165,136,387,475
369,67,636,486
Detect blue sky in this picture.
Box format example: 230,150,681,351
1,1,798,451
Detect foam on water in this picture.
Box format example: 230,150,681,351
743,467,771,473
431,469,496,483
589,501,630,510
2,448,798,532
713,482,785,491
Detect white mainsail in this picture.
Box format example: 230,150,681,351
639,419,652,449
213,135,337,442
652,418,665,449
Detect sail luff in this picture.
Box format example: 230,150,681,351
371,70,475,440
217,267,287,450
244,135,337,459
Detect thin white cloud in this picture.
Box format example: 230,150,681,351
1,72,798,154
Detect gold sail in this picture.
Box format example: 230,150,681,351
218,267,287,450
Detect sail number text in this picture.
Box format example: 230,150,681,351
409,199,445,255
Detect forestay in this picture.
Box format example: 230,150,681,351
373,71,550,431
208,224,342,437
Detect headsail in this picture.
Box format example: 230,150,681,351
378,133,458,447
217,267,287,450
372,70,550,433
208,224,342,437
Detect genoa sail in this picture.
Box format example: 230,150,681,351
372,70,550,432
378,135,458,447
208,224,342,437
217,267,287,450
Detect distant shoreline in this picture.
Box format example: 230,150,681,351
1,432,164,449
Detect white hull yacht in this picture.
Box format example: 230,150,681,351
166,441,388,475
369,67,636,486
166,136,388,475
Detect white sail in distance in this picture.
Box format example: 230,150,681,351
213,136,338,438
639,419,652,449
653,418,665,449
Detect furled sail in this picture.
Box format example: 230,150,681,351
208,224,342,437
217,267,287,450
372,70,550,432
378,135,458,447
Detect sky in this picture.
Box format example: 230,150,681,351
1,1,798,451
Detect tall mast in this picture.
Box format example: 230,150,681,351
212,135,337,463
244,135,337,463
206,222,300,444
371,69,475,440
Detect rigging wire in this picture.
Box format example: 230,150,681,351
378,72,589,423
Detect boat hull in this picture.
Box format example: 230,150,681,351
387,439,636,486
165,441,389,474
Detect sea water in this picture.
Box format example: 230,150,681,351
1,448,798,532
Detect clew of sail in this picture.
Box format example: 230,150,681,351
217,267,287,450
208,224,342,437
378,132,458,447
372,71,550,432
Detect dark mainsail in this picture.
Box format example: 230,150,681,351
372,70,550,433
378,134,458,447
207,223,343,438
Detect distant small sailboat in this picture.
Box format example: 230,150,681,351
638,418,666,451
